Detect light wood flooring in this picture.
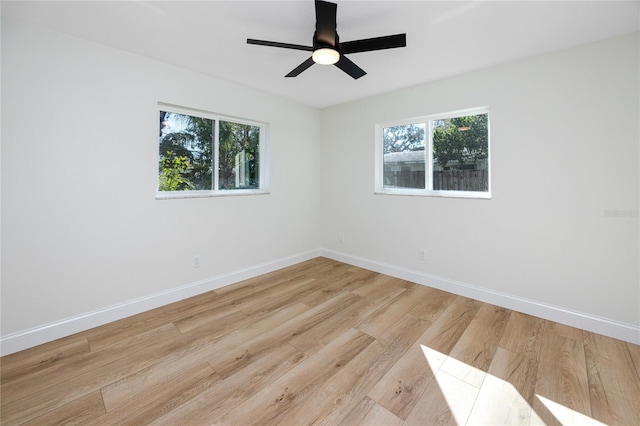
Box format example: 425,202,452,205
2,257,639,425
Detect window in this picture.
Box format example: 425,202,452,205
157,104,268,198
376,107,490,198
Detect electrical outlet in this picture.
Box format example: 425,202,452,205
338,232,345,243
419,249,426,261
193,255,201,268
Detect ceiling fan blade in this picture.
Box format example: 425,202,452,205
315,0,338,47
340,33,407,54
335,55,366,80
285,57,315,77
247,38,313,52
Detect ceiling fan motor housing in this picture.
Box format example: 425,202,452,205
313,31,340,53
247,0,406,79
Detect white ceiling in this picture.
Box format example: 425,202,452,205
3,1,639,108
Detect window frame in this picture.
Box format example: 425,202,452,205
375,107,491,199
156,103,269,199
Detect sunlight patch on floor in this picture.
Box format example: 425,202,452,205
468,372,540,425
420,344,447,372
432,369,480,424
534,395,606,426
421,344,480,424
439,352,486,388
420,344,601,425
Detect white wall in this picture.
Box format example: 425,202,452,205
2,17,638,353
1,19,322,338
321,33,639,330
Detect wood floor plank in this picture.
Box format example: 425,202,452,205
529,395,565,426
367,298,482,421
208,293,360,378
83,306,254,416
216,275,312,314
403,369,480,425
297,268,385,307
279,314,432,425
534,325,591,419
236,277,318,315
499,311,545,358
289,285,406,355
198,301,311,378
86,270,281,350
101,303,290,409
367,338,438,420
628,341,640,378
150,344,307,424
187,258,330,319
1,322,180,404
544,319,584,341
339,396,404,426
338,396,379,425
85,290,221,351
355,284,435,339
93,363,220,425
466,347,539,425
2,258,637,425
405,285,458,323
26,390,106,426
216,328,375,425
0,336,90,385
583,331,640,425
99,356,218,411
212,257,333,296
415,297,482,355
358,402,404,426
439,303,510,388
172,303,248,334
452,294,484,308
350,273,406,299
1,323,183,424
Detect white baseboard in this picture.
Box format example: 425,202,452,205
321,249,640,345
3,247,638,356
0,249,322,356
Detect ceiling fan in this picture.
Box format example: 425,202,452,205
247,0,407,79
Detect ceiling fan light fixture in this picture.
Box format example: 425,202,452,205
312,48,340,65
247,0,406,79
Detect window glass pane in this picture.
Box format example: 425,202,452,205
432,113,488,192
219,121,260,190
382,123,426,189
159,111,213,191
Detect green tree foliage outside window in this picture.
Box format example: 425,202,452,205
219,121,260,190
159,152,194,191
158,110,260,192
433,113,488,170
383,124,425,154
159,112,213,191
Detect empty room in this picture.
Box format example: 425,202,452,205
1,1,639,424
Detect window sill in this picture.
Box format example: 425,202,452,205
156,189,270,200
375,188,491,199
